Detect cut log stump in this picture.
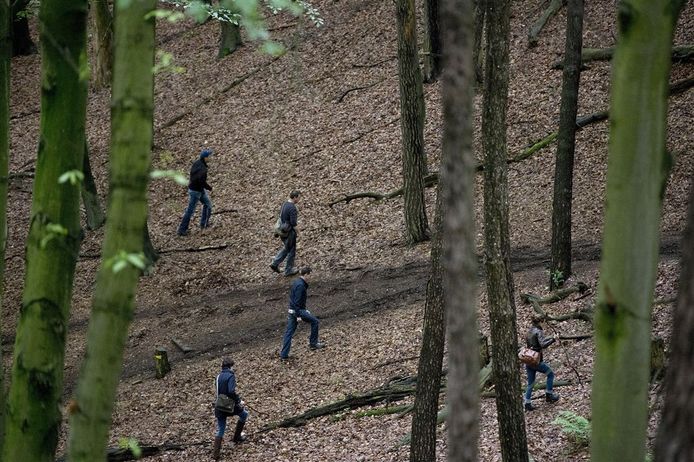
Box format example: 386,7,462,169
154,348,171,379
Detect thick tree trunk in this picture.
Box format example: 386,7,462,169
421,0,441,83
218,20,241,58
549,0,583,289
90,0,113,88
440,0,479,459
11,0,35,56
655,173,694,461
82,141,106,230
2,0,88,459
472,0,486,84
67,0,155,459
396,0,429,244
590,1,684,461
482,0,528,461
0,0,9,451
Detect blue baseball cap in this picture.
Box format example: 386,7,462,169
200,149,212,158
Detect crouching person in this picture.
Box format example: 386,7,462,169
213,358,249,459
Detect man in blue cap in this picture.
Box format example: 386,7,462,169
177,149,213,236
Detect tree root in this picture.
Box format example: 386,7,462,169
552,44,694,68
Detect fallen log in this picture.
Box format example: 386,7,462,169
552,44,694,68
528,0,565,48
481,379,573,398
171,338,194,354
520,282,588,305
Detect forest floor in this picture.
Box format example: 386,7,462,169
4,0,694,460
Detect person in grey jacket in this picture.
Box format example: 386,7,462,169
524,316,560,411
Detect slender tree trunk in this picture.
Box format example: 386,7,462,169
396,0,430,244
2,0,88,459
440,0,479,459
11,0,35,56
0,0,10,451
82,141,106,230
482,0,527,461
421,0,442,83
549,0,583,290
472,0,486,84
591,1,684,461
90,0,113,88
67,0,155,459
655,176,694,461
143,220,159,270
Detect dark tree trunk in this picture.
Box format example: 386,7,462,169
143,220,159,269
0,0,9,451
549,0,583,290
482,0,528,461
395,0,430,244
440,0,479,458
82,141,106,230
472,0,486,84
218,21,241,58
421,0,441,83
90,0,113,88
11,0,36,56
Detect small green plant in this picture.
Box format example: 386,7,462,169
157,150,176,168
551,411,591,448
58,170,85,186
118,437,142,459
105,251,147,273
40,223,69,249
549,269,565,287
150,169,187,185
152,51,186,75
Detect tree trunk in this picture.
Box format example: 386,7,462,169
66,0,155,459
440,0,479,458
395,0,429,244
11,0,35,56
218,1,241,59
590,1,684,461
2,0,88,459
90,0,113,88
82,141,106,230
482,0,528,461
472,0,486,84
143,220,159,269
549,0,583,290
0,0,9,451
421,0,441,83
655,173,694,461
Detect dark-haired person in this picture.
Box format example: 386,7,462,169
212,358,248,460
523,316,560,411
177,149,213,236
279,267,325,360
270,190,301,276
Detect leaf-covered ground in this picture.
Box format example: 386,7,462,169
5,0,694,460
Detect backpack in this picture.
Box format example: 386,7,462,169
273,216,290,238
518,347,540,367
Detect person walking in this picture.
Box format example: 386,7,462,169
212,358,249,460
523,316,560,411
270,190,301,276
279,267,325,360
177,149,213,236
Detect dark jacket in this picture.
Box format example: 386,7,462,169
189,158,212,192
279,201,298,230
526,325,555,363
216,367,239,402
289,277,308,311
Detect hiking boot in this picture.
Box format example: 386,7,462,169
212,436,222,460
269,264,280,273
524,402,535,411
285,268,299,276
545,392,560,403
177,230,188,237
233,420,247,444
309,342,326,351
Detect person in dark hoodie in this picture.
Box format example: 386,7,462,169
177,149,213,236
524,316,560,411
212,357,248,460
279,267,325,360
270,190,301,276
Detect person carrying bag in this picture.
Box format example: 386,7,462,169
212,358,249,460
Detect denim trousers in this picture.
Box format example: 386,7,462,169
272,229,296,274
280,309,319,358
215,408,248,438
524,362,554,403
178,189,212,234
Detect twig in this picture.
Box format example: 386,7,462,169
351,57,396,68
335,78,386,103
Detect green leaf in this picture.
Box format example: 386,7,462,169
145,9,186,22
58,170,85,186
126,253,147,270
262,41,286,57
112,260,128,273
150,169,188,186
185,1,210,22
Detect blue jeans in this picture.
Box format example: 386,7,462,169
272,229,296,275
524,362,554,403
215,408,248,438
177,189,212,234
280,308,319,358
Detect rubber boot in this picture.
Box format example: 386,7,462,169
233,420,247,443
212,436,222,460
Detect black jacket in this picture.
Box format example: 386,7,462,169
526,325,555,363
279,201,298,230
189,158,212,192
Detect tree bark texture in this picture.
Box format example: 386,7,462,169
482,0,528,461
655,173,694,462
90,0,114,88
11,0,35,56
549,0,583,290
0,0,9,451
82,141,106,230
2,0,88,459
421,0,442,83
218,0,241,59
591,1,684,461
395,0,430,244
440,0,479,459
67,0,155,459
472,0,486,84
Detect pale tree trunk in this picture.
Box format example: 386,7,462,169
82,141,106,230
421,0,441,83
67,0,155,459
472,0,486,84
482,0,528,461
396,0,430,244
440,0,479,459
2,0,88,459
590,0,684,461
549,0,583,290
90,0,113,88
655,176,694,461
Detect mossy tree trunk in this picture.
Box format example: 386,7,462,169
472,0,486,84
421,0,441,83
67,0,155,459
82,141,106,230
11,0,35,56
90,0,113,88
396,0,429,244
440,0,479,458
549,0,583,290
482,0,528,461
591,1,685,461
2,0,88,459
218,0,241,59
